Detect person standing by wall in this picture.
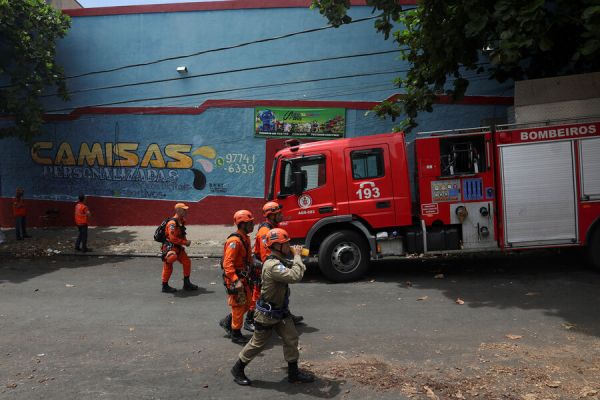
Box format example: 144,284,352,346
219,210,255,344
161,203,198,293
74,194,92,252
13,187,30,240
231,228,314,386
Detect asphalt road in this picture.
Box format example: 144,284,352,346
1,252,600,399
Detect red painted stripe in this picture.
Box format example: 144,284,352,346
64,1,417,17
42,95,514,121
0,195,263,227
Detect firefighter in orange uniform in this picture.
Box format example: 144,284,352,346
244,201,303,332
13,187,30,240
219,210,255,344
74,194,92,251
161,203,198,293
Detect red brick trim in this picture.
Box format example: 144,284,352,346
64,1,418,17
41,95,514,121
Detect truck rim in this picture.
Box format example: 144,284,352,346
331,242,361,273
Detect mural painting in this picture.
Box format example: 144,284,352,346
16,137,263,203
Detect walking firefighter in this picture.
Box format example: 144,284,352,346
231,227,314,386
219,210,255,344
157,203,199,293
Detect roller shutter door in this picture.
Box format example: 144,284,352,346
500,141,577,247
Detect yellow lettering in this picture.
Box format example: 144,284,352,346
114,143,139,167
31,142,53,165
140,143,166,168
105,143,113,167
55,142,75,166
165,144,193,169
78,143,105,167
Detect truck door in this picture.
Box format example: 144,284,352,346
276,151,336,239
345,145,395,228
500,141,578,247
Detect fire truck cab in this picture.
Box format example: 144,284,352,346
267,118,600,282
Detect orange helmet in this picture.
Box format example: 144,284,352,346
165,250,177,264
233,210,254,225
266,228,290,247
262,201,282,217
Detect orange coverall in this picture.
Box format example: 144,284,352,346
74,202,89,226
222,229,253,330
249,221,274,312
13,198,26,217
161,215,192,283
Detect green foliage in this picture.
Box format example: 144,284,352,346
0,0,71,142
311,0,600,130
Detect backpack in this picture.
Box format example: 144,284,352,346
154,217,177,243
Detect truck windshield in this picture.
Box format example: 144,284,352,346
280,155,326,195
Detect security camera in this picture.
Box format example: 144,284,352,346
176,66,188,73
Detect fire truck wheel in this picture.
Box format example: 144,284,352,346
588,228,600,271
318,230,369,282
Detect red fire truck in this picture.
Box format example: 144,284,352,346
266,118,600,282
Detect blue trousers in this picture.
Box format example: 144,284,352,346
76,225,88,250
15,216,27,239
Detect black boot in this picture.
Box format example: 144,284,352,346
231,359,251,386
290,313,304,324
288,361,314,383
243,311,255,332
231,329,249,345
162,282,177,293
219,314,232,338
183,276,198,291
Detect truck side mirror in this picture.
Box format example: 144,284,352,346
293,171,307,196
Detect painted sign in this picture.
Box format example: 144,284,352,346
14,135,263,202
254,107,345,139
498,122,600,144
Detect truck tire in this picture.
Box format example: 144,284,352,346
318,230,369,282
588,228,600,271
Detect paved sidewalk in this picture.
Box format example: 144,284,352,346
0,225,236,258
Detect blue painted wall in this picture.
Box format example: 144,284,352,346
0,4,510,207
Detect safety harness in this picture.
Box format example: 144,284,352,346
254,255,291,320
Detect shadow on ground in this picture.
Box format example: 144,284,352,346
250,376,343,398
0,226,137,284
0,254,135,285
303,249,600,338
1,226,138,257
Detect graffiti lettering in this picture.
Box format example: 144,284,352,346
31,142,194,169
42,166,179,182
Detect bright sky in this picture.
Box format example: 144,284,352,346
78,0,224,7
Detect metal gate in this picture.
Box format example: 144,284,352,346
500,141,578,247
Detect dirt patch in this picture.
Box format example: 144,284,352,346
306,339,600,399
